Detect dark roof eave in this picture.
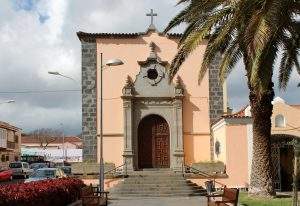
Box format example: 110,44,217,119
76,29,212,42
77,31,141,42
76,31,186,42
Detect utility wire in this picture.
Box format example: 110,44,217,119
0,90,209,101
0,89,80,94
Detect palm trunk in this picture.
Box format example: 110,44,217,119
248,82,276,197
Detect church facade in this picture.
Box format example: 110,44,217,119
77,17,227,172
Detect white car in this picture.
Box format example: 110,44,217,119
25,168,66,183
9,162,33,178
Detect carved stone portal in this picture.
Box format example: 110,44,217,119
122,43,184,172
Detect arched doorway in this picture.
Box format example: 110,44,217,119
138,114,170,169
271,134,298,191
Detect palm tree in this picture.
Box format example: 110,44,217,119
164,0,300,197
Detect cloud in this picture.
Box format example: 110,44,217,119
0,0,80,134
0,0,298,135
0,0,184,135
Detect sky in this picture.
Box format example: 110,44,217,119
0,0,299,135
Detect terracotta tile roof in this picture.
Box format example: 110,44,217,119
222,105,250,118
211,105,252,126
21,135,82,144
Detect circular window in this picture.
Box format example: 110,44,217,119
147,69,158,80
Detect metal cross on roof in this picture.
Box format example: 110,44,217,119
146,9,157,29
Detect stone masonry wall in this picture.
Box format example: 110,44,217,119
81,40,97,162
209,54,224,161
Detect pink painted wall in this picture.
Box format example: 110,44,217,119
95,31,210,165
223,124,249,188
184,134,211,164
271,100,300,137
212,120,250,188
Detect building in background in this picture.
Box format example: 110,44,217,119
0,121,21,168
212,97,300,191
21,135,82,162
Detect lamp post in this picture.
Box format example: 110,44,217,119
99,53,124,192
288,139,300,206
48,72,77,166
293,139,300,206
48,71,78,83
0,100,15,104
48,56,124,192
60,123,65,166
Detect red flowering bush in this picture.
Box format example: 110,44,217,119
0,178,85,206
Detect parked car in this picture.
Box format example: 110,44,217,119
30,162,49,171
0,168,13,181
25,168,66,183
54,162,71,167
56,166,72,176
9,162,33,178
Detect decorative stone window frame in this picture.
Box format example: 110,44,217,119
121,42,185,172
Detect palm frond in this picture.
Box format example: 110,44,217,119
279,52,294,89
218,39,243,83
168,47,188,81
168,7,233,81
163,6,190,34
179,6,232,47
176,0,190,5
198,9,237,83
248,0,290,91
278,32,300,89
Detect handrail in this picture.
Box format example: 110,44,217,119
183,164,226,187
104,163,125,175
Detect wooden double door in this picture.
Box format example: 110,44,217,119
138,115,170,169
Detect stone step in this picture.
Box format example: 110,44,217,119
120,179,199,185
129,174,184,178
109,192,206,197
111,186,200,191
122,177,187,181
114,185,202,189
123,178,186,182
124,175,184,178
109,170,206,198
128,171,182,176
111,190,201,194
124,179,187,184
110,191,204,195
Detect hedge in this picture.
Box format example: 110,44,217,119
0,178,85,206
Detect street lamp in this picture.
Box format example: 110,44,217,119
0,100,15,104
60,123,65,166
99,53,124,192
48,71,78,83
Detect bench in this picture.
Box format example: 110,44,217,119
81,185,109,206
207,186,239,206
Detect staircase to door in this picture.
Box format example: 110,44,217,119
109,169,206,198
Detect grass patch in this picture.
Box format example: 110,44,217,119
239,193,293,206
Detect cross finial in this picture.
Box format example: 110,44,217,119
146,9,157,30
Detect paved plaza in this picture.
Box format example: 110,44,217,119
108,196,206,206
